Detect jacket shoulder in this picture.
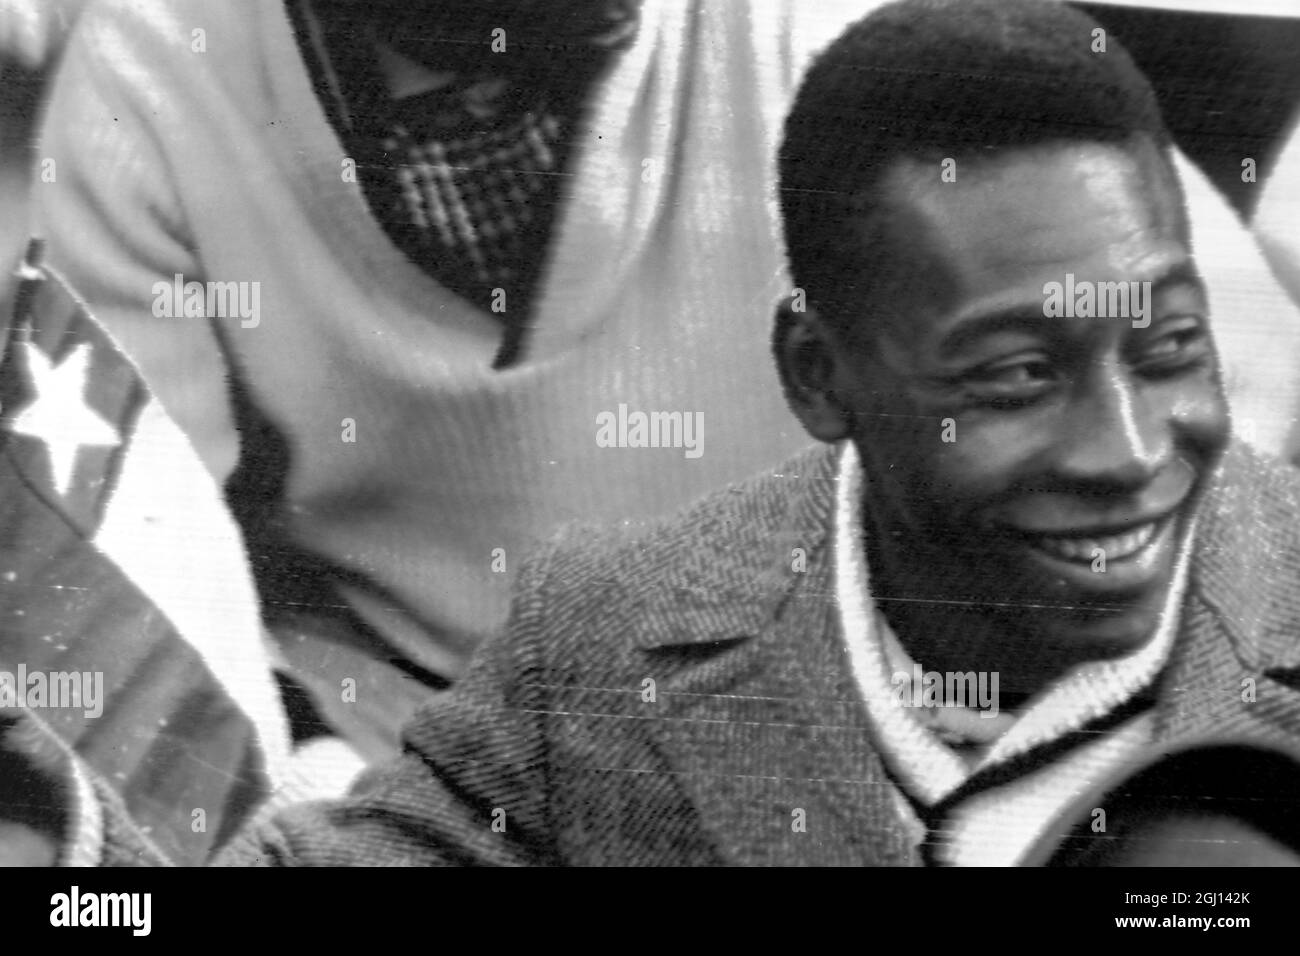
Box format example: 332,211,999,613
1204,443,1300,544
503,443,834,681
1196,443,1300,668
535,444,830,596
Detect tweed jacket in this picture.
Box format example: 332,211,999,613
99,440,1300,866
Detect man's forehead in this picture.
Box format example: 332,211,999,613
879,139,1187,302
839,137,1195,357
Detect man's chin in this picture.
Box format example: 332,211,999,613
944,550,1181,685
1042,599,1168,661
958,597,1169,697
971,505,1189,659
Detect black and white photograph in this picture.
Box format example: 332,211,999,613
0,0,1299,925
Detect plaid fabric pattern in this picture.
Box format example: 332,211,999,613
290,0,642,364
382,106,567,316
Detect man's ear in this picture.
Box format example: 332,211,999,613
772,296,853,443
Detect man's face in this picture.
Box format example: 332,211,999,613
819,138,1229,671
361,0,639,68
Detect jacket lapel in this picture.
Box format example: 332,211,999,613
630,444,917,865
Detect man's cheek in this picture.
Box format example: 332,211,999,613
867,419,1011,519
1166,382,1230,454
925,436,1018,501
882,453,986,543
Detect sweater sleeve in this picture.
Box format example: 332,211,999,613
32,0,241,484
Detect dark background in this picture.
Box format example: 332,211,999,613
1074,3,1300,220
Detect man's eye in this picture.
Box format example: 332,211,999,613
1136,320,1210,374
962,358,1055,406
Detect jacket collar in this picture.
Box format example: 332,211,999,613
1154,445,1300,742
630,443,915,864
629,442,840,650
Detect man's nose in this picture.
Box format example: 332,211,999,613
1051,362,1171,492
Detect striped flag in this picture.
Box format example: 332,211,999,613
0,239,293,864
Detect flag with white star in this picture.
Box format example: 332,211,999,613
1,263,137,532
0,239,292,864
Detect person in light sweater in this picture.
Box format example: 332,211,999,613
30,0,1300,769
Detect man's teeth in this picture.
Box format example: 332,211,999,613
1032,521,1158,562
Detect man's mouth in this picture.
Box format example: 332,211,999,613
1027,519,1161,563
995,508,1184,595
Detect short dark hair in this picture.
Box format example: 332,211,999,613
778,0,1174,331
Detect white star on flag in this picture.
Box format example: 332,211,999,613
8,342,120,496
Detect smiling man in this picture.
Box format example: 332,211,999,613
12,0,1300,867
779,100,1229,705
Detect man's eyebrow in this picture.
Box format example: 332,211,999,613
1151,261,1207,298
937,309,1049,359
937,264,1208,357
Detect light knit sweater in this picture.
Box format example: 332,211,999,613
32,0,1300,703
